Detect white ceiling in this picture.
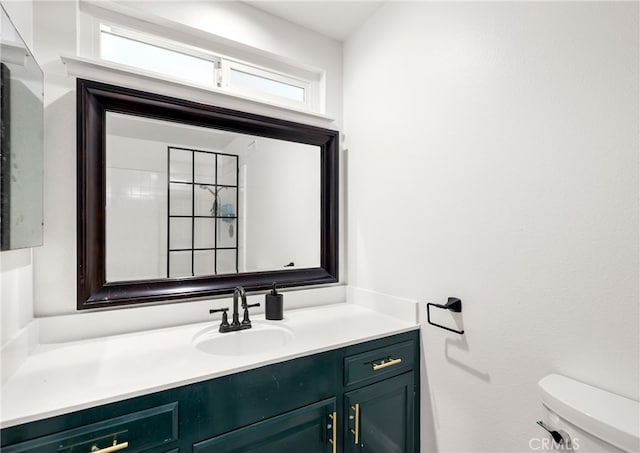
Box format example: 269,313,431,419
107,113,237,150
244,1,383,42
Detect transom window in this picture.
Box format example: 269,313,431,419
98,24,314,110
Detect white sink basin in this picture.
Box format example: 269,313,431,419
193,323,294,356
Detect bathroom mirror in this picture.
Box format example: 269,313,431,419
77,79,338,309
0,5,44,250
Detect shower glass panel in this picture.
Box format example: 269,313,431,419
167,147,239,278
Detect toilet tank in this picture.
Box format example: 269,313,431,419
538,374,640,452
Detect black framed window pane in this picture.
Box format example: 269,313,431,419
194,151,216,185
194,250,215,276
194,184,217,217
169,217,192,250
169,250,192,277
169,182,192,216
217,154,238,186
168,148,192,182
218,187,237,218
194,218,215,249
216,249,238,275
217,219,237,248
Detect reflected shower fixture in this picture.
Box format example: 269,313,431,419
199,185,234,238
199,184,222,216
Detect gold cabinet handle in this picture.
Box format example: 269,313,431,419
328,412,337,453
372,357,402,371
90,440,128,453
351,403,360,444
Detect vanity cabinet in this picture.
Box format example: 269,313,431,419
344,374,414,453
1,330,419,453
343,339,417,452
193,398,337,453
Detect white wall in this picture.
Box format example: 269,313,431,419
0,1,35,347
344,3,639,452
0,249,34,346
31,0,343,316
31,0,78,317
2,1,33,48
241,138,320,272
105,134,169,281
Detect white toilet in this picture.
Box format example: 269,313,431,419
538,374,640,452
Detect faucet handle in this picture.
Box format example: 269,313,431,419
242,303,260,325
210,308,230,330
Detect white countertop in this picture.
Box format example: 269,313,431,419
0,302,418,429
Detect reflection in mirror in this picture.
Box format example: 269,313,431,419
105,113,320,282
0,5,44,250
77,79,338,309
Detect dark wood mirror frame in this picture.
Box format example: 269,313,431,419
77,79,338,310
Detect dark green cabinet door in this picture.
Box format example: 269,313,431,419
193,398,337,453
344,373,414,453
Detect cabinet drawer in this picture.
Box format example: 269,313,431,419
3,402,178,453
344,340,414,387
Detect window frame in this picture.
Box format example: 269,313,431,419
95,23,317,111
220,59,311,109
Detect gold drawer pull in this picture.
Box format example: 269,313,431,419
90,440,129,453
351,403,360,444
328,412,337,453
372,357,402,371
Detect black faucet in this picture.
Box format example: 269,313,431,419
209,286,260,333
